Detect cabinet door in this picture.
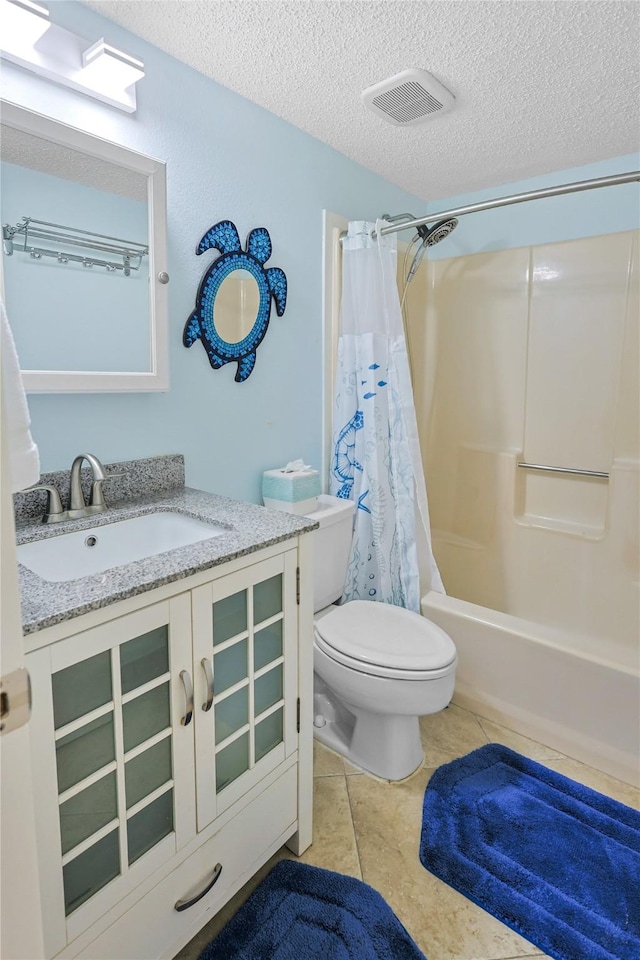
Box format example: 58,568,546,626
192,550,298,830
27,596,195,957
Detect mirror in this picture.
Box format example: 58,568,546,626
214,269,261,343
183,220,288,383
0,101,168,392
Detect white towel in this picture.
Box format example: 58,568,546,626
1,300,40,493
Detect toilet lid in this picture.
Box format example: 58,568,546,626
314,600,457,673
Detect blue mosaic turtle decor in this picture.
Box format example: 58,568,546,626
183,220,287,382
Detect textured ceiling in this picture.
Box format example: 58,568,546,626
83,0,640,201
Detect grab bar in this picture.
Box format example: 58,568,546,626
517,462,609,480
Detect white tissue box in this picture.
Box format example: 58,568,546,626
262,465,320,515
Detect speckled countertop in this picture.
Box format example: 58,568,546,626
16,484,318,636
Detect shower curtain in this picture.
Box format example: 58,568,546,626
330,220,444,612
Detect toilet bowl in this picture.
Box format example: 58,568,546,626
288,493,457,781
312,600,457,780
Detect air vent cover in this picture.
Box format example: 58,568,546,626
362,68,455,127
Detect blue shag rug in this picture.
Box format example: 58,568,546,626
419,743,640,960
199,859,427,960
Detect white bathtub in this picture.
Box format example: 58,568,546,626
421,590,640,786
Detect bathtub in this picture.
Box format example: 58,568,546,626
421,590,640,786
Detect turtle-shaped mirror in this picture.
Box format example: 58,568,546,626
183,220,287,382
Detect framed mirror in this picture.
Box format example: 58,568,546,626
183,220,287,382
0,100,168,392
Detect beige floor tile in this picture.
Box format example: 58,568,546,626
459,953,549,960
509,954,549,959
420,703,488,768
544,757,640,809
343,756,367,775
313,739,346,777
297,774,362,878
347,767,539,960
476,718,566,762
177,706,636,960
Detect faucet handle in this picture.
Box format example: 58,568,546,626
89,472,126,508
24,484,66,524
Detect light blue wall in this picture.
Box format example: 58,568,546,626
1,162,149,371
2,1,423,503
426,154,640,260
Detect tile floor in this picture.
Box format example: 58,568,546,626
176,703,639,960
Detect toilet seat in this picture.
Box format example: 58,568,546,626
314,600,457,681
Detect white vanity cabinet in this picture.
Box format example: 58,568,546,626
192,550,299,830
24,538,313,960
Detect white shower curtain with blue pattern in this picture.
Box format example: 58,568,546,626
330,220,444,611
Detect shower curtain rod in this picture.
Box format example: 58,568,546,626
376,170,640,238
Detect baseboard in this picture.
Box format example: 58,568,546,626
452,685,639,788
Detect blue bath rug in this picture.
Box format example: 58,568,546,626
419,743,640,960
199,859,427,960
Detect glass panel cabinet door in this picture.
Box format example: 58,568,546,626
192,550,299,829
26,596,195,956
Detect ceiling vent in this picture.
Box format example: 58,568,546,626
362,68,455,127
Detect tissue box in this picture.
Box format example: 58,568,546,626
262,466,321,515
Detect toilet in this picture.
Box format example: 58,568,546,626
307,495,457,781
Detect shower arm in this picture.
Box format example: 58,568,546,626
375,171,640,239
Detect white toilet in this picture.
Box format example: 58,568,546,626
307,495,457,781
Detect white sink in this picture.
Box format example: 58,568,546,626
17,512,229,583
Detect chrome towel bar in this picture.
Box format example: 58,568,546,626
2,217,148,276
517,462,609,480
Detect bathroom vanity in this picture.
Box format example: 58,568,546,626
15,457,317,960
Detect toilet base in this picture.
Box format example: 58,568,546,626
313,678,424,781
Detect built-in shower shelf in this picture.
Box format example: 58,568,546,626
515,458,608,541
514,514,605,541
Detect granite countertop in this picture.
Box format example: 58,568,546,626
16,486,318,636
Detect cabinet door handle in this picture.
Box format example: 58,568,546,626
179,670,194,726
174,863,222,912
201,658,214,712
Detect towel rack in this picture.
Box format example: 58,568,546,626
517,462,609,480
2,217,148,276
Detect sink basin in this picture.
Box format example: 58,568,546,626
17,512,228,583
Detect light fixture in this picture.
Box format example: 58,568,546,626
0,3,144,112
0,0,50,46
81,39,145,90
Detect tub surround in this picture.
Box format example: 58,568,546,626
410,230,640,787
417,231,639,656
15,454,317,636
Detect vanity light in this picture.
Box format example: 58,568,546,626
0,0,50,46
81,39,145,91
0,3,144,112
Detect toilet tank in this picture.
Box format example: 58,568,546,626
305,495,355,611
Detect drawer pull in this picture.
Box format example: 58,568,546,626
179,670,194,726
174,863,222,912
201,657,214,712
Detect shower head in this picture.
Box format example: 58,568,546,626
416,218,459,246
405,218,459,284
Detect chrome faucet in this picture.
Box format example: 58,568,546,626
69,453,120,519
26,453,124,523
